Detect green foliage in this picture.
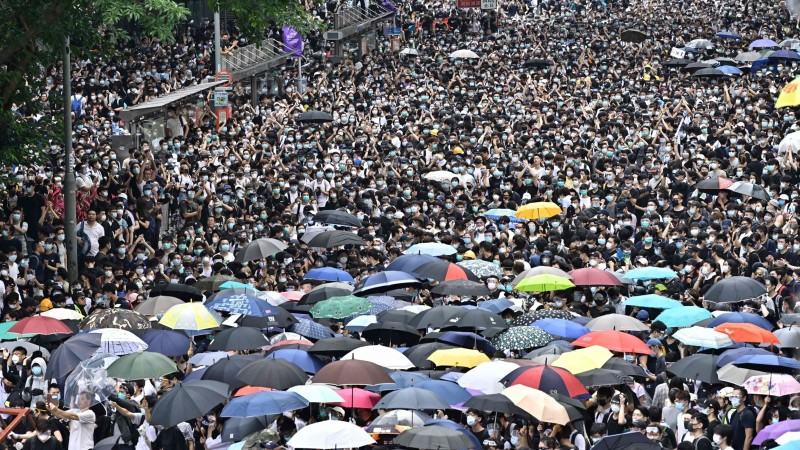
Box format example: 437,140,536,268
213,0,324,40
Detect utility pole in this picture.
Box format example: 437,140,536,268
214,11,222,73
63,36,78,283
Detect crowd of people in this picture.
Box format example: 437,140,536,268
4,0,800,448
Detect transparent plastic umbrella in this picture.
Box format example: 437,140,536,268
64,353,118,408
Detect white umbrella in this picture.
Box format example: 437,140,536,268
287,420,376,449
673,327,734,348
423,170,459,183
87,328,148,356
345,315,378,332
269,332,304,345
717,365,768,385
686,39,714,49
188,351,230,366
585,314,649,332
780,38,800,49
288,385,345,403
342,345,414,370
778,431,800,445
450,49,479,59
501,385,570,425
41,308,84,321
402,304,430,314
400,48,419,56
457,361,518,394
255,291,291,306
779,130,800,153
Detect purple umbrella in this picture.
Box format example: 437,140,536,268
749,38,778,49
716,347,772,367
753,419,800,445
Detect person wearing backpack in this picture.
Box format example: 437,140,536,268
729,388,755,450
687,412,713,450
70,89,85,118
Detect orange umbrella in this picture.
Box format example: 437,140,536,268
713,323,779,345
233,386,274,397
571,330,653,354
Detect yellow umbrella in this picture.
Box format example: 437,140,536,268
515,202,562,220
776,78,800,108
515,274,575,292
427,348,490,368
500,385,569,425
552,345,613,374
159,302,222,331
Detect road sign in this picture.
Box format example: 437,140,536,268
386,26,401,36
457,0,480,8
215,70,232,87
481,0,497,9
214,90,229,108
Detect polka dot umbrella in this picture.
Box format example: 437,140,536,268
511,309,575,326
492,326,555,351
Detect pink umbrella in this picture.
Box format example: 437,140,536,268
330,388,381,409
743,374,800,397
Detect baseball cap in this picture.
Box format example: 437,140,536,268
646,338,662,347
636,310,650,321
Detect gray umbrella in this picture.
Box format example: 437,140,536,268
457,260,503,279
366,409,432,433
222,415,278,442
704,276,767,303
775,327,800,348
374,387,450,410
234,238,287,263
727,181,770,201
524,341,573,359
586,314,649,332
430,280,491,296
149,380,229,427
394,425,476,450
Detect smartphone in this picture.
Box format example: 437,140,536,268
46,394,57,406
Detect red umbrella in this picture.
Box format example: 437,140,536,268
329,388,381,409
694,176,734,193
413,261,480,282
714,323,780,345
233,386,274,397
568,268,623,287
571,330,652,354
501,365,590,400
9,316,72,335
266,339,313,351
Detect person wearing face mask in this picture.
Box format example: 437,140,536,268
15,420,62,450
728,387,755,450
2,346,29,404
713,424,734,450
22,357,50,407
465,409,489,443
686,412,712,450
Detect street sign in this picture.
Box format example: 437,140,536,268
457,0,480,8
215,70,232,87
214,90,229,108
481,0,497,9
386,26,401,36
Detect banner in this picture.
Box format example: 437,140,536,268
282,26,304,58
382,0,398,15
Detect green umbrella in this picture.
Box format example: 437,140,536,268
492,326,555,351
515,274,575,292
0,321,34,340
310,295,371,319
106,350,178,380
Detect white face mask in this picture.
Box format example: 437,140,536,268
466,415,477,426
713,435,722,445
38,433,51,443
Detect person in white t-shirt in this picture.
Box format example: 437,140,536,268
47,390,96,450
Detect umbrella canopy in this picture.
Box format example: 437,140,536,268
717,365,769,385
622,267,677,281
575,368,632,387
492,326,554,351
206,294,280,318
515,202,562,220
344,315,377,332
717,347,774,367
135,296,184,316
728,181,771,201
353,271,422,295
667,354,720,384
362,321,420,347
297,110,334,123
553,345,614,373
288,385,345,403
374,387,450,410
45,333,103,380
209,327,269,351
457,260,504,279
654,306,712,328
427,348,490,368
456,361,519,394
188,351,229,366
236,358,309,390
750,38,779,49
313,210,363,228
298,283,354,306
664,57,692,67
621,29,648,43
743,374,800,397
753,420,800,446
306,230,365,248
686,38,714,49
415,380,472,405
602,357,648,378
410,305,464,329
568,268,623,287
515,274,575,292
778,78,800,108
572,330,652,354
233,238,287,263
312,359,393,385
733,354,800,373
718,65,743,75
160,303,222,331
288,420,375,449
776,327,800,348
692,68,726,77
288,319,335,341
10,316,72,335
221,416,276,443
308,336,370,357
221,391,309,417
80,308,151,331
194,274,238,292
708,312,774,331
329,387,381,408
63,353,117,408
404,342,455,369
149,283,203,302
413,261,478,282
403,242,458,256
479,298,516,315
445,308,507,331
310,295,371,319
386,254,442,273
394,425,475,449
525,341,574,359
304,267,354,283
586,314,649,332
714,323,779,344
533,319,589,340
88,328,148,355
780,130,800,153
430,331,497,353
704,277,768,303
449,49,479,58
501,385,569,425
106,350,177,380
512,310,574,325
502,365,590,400
623,294,682,310
484,208,526,223
673,327,734,349
367,409,431,433
139,329,191,356
431,279,490,296
41,308,85,321
716,30,741,39
514,267,573,284
202,354,261,389
149,380,229,427
592,431,661,450
694,176,734,192
342,345,415,370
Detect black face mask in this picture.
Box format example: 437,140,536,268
597,398,609,407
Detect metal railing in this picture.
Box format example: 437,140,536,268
334,4,393,30
222,39,288,72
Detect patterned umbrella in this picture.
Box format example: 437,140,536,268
88,328,148,356
492,326,554,351
512,310,574,326
80,309,152,332
290,319,335,341
368,296,397,315
311,295,372,319
501,365,590,400
457,260,503,279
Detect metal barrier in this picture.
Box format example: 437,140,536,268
334,4,393,30
221,39,294,81
0,407,36,442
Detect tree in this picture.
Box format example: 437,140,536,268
0,0,320,164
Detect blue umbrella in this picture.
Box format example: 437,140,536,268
206,294,276,317
479,299,515,314
220,391,309,417
718,65,743,75
304,267,354,282
654,306,712,328
267,349,325,374
708,312,773,331
769,49,800,61
415,380,472,405
184,367,207,381
368,371,431,392
289,319,335,341
353,271,422,296
716,347,771,367
436,331,497,354
622,267,678,281
623,294,683,310
532,319,590,340
733,354,800,370
404,243,458,256
439,372,463,383
750,38,778,49
219,281,257,291
140,330,191,357
716,30,741,40
571,316,591,326
189,351,230,366
484,209,525,223
386,254,442,273
345,315,378,332
424,419,482,450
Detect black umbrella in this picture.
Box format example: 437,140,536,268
404,342,455,369
149,283,203,302
297,110,334,123
45,332,102,380
93,436,124,450
237,307,298,328
444,308,507,332
202,354,262,391
727,181,771,201
221,415,278,442
704,276,767,303
667,354,720,384
694,176,734,193
374,387,450,410
306,230,365,248
512,310,574,325
29,319,80,345
377,310,417,325
308,336,370,357
430,280,491,296
234,238,288,263
413,260,480,282
664,58,692,67
149,380,229,427
208,327,269,351
602,357,649,378
523,58,555,68
362,321,421,347
236,358,309,390
524,341,573,359
575,369,632,387
313,210,363,228
592,431,661,450
621,29,648,43
394,426,476,450
685,62,712,70
409,305,465,329
463,394,531,417
692,68,726,77
195,274,238,292
779,314,800,326
79,308,152,331
298,283,354,306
